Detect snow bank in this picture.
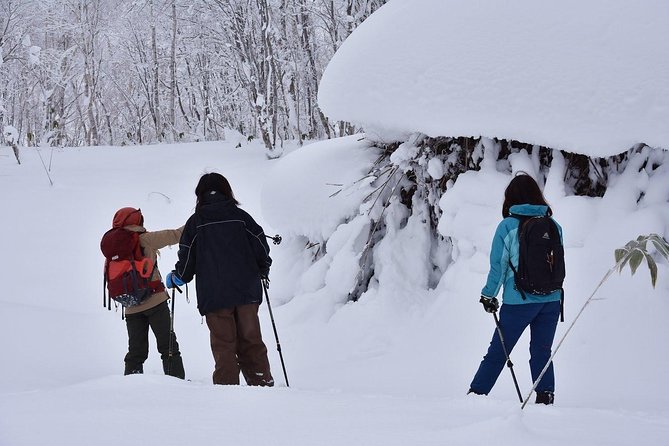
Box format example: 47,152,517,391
262,131,669,417
2,140,669,446
4,375,669,446
261,135,379,241
318,0,669,157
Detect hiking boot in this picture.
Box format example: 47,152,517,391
467,388,486,396
258,377,275,387
163,355,186,380
124,364,143,375
535,391,554,405
244,371,275,387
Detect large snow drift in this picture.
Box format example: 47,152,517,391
318,0,669,157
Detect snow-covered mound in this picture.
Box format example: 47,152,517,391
318,0,669,157
262,135,379,242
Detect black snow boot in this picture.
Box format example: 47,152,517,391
467,388,486,396
535,391,554,405
163,354,185,380
124,363,144,375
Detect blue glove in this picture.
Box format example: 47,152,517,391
165,272,184,289
480,296,499,313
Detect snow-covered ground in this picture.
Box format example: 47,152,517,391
1,141,668,446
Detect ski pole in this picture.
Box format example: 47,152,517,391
521,263,620,409
493,312,523,403
167,285,182,376
262,279,289,387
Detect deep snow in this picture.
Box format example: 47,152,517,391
1,141,668,446
318,0,669,157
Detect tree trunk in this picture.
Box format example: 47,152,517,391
11,142,20,164
169,0,178,141
150,0,162,141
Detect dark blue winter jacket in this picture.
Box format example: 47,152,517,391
481,204,563,305
174,192,271,315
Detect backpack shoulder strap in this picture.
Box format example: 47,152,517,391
509,214,530,230
508,214,532,300
103,260,110,310
131,231,143,259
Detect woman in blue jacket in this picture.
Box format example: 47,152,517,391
469,173,562,405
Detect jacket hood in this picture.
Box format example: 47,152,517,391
123,224,147,233
509,204,549,217
113,207,144,228
198,192,237,219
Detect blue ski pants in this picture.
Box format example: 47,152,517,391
470,301,560,395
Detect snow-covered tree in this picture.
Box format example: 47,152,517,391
0,0,387,148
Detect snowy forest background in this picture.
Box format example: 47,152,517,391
0,0,384,151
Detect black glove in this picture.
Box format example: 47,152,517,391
479,296,499,313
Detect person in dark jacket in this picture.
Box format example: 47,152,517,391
166,173,274,386
468,173,563,405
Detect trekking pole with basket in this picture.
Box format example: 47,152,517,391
262,279,289,387
493,312,524,403
167,284,182,376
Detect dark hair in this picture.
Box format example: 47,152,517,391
502,172,552,218
195,172,239,210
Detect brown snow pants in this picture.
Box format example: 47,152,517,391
205,303,274,386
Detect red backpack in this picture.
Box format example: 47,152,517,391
100,208,164,308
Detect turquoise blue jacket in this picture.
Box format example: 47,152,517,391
481,204,563,305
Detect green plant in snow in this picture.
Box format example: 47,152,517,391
614,234,669,287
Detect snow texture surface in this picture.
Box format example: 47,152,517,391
0,141,668,446
318,0,669,157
